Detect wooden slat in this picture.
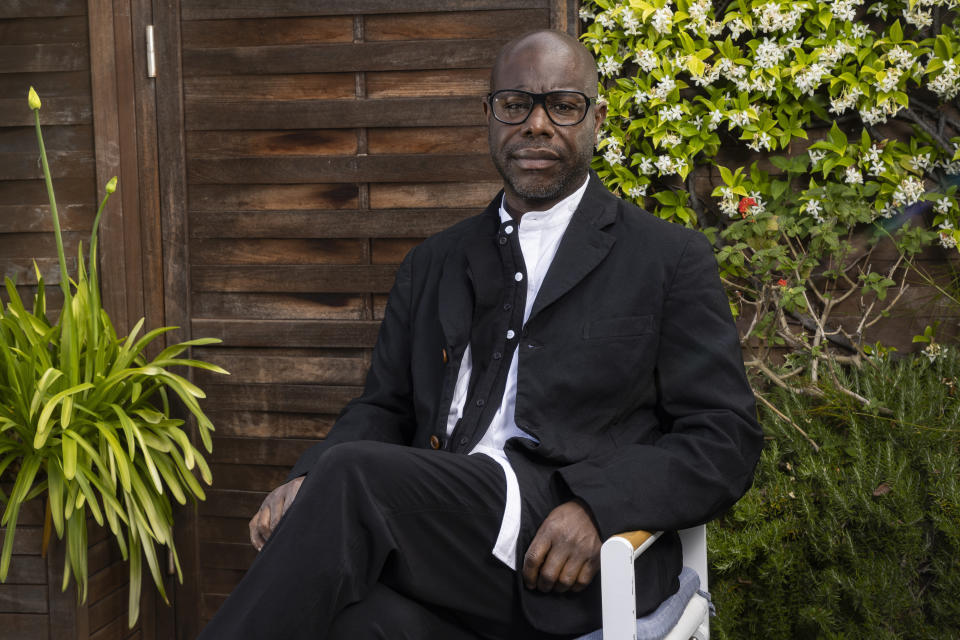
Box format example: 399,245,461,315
199,516,258,545
202,383,362,413
209,436,315,466
366,69,488,98
181,0,549,20
370,181,499,208
186,130,357,158
0,585,47,614
0,0,86,19
181,16,353,48
208,464,291,491
88,586,127,635
185,96,484,130
88,538,124,575
0,124,93,153
188,183,358,211
182,39,499,76
372,238,420,264
3,555,47,585
193,352,367,385
189,238,367,265
0,97,92,126
365,9,548,40
0,71,90,98
198,568,244,597
88,562,126,605
199,542,256,571
192,292,364,320
0,204,94,233
192,318,381,347
0,43,89,73
1,257,77,286
0,16,87,45
191,265,398,293
0,150,94,180
0,527,43,555
183,73,355,101
198,490,267,519
187,153,496,184
0,177,94,206
189,209,474,238
0,614,47,639
367,126,487,154
205,411,335,439
0,231,82,259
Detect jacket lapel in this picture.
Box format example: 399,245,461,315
528,175,618,321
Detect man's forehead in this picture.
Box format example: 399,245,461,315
491,37,592,92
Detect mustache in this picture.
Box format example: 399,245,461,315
502,142,563,157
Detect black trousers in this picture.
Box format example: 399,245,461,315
197,441,577,640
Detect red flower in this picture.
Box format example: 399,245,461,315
777,278,788,287
738,197,756,213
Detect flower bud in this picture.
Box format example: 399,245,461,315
106,176,118,194
28,87,41,111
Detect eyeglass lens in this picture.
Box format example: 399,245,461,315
491,91,589,126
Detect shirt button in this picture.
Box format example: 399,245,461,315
493,351,502,360
459,436,469,446
505,225,514,234
506,329,515,339
429,435,441,449
498,236,507,245
476,399,485,407
514,272,523,282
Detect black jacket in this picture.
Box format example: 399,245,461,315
289,174,763,632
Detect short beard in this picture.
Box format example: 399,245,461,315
491,141,593,204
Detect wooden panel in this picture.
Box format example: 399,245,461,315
189,209,475,239
0,150,94,180
181,0,549,20
370,181,500,208
192,318,381,347
204,411,335,439
186,130,358,158
198,490,268,519
365,9,548,40
3,555,47,585
0,614,47,640
199,516,258,545
87,563,126,606
183,74,355,101
188,183,358,211
88,586,127,635
189,238,367,265
0,96,92,126
0,527,43,555
208,464,291,491
201,383,362,413
366,69,488,98
191,265,398,293
187,154,497,184
185,96,484,130
181,16,353,47
192,292,365,320
192,351,368,385
183,40,500,76
0,15,87,44
0,70,90,97
0,1,86,19
0,124,93,152
209,437,315,466
372,238,420,264
0,585,47,614
367,126,487,154
199,542,256,571
0,43,89,73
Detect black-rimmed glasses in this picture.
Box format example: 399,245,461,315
487,89,595,126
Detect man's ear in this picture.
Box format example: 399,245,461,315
592,100,607,140
481,97,491,120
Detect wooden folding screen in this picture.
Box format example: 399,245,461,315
151,1,578,636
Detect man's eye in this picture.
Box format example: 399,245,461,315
550,102,576,113
503,102,528,111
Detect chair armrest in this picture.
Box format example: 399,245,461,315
608,529,663,559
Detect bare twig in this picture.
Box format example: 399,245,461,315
899,108,956,155
753,391,820,451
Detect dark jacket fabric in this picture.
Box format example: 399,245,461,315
288,174,763,632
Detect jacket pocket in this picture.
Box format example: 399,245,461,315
582,314,654,339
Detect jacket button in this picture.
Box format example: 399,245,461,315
429,435,441,449
499,236,507,245
476,399,485,407
493,351,502,360
441,348,448,363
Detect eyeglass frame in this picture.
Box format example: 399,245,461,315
486,89,596,127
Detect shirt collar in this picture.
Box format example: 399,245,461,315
498,174,590,230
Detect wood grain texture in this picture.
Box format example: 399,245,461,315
365,9,548,40
191,292,365,320
209,436,316,466
0,97,91,126
186,130,358,158
0,585,47,614
192,318,381,347
192,352,367,385
200,383,362,413
189,209,475,239
183,73,356,101
181,16,353,48
204,411,335,439
0,15,87,45
191,265,398,293
185,96,485,130
187,153,497,184
188,183,358,211
365,69,488,98
0,43,89,73
0,614,47,640
370,181,500,208
189,238,367,265
367,126,488,154
181,0,549,20
0,150,94,180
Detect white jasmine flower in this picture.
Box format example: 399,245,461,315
628,184,648,198
868,2,889,19
622,9,643,35
909,153,932,172
598,55,622,77
596,11,615,29
727,18,748,39
805,199,825,223
603,147,625,165
935,198,952,214
651,6,674,33
634,49,660,72
579,6,596,21
845,166,863,184
874,67,902,93
659,105,684,121
638,156,655,175
851,23,871,39
808,149,827,165
892,176,925,206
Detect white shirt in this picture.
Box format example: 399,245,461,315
444,176,590,568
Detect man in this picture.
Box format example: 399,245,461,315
199,29,762,640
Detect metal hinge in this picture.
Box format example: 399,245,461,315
146,25,157,78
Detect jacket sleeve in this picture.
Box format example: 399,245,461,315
286,250,418,480
557,232,763,539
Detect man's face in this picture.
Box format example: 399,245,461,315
484,40,606,214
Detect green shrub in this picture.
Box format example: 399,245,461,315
710,350,960,638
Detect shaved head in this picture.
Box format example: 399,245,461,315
490,30,599,94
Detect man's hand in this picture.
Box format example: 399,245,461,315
522,499,602,593
249,476,304,551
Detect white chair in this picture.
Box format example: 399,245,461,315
577,525,711,640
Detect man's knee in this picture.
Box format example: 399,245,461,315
328,584,474,640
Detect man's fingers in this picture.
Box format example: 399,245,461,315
536,547,570,593
267,493,284,531
522,537,550,589
249,505,270,550
571,556,599,592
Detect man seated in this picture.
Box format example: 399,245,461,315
198,29,763,640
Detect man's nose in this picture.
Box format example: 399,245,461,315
522,103,555,135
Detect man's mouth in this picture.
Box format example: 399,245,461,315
510,149,560,171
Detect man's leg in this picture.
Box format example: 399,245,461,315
327,584,482,640
198,441,526,639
